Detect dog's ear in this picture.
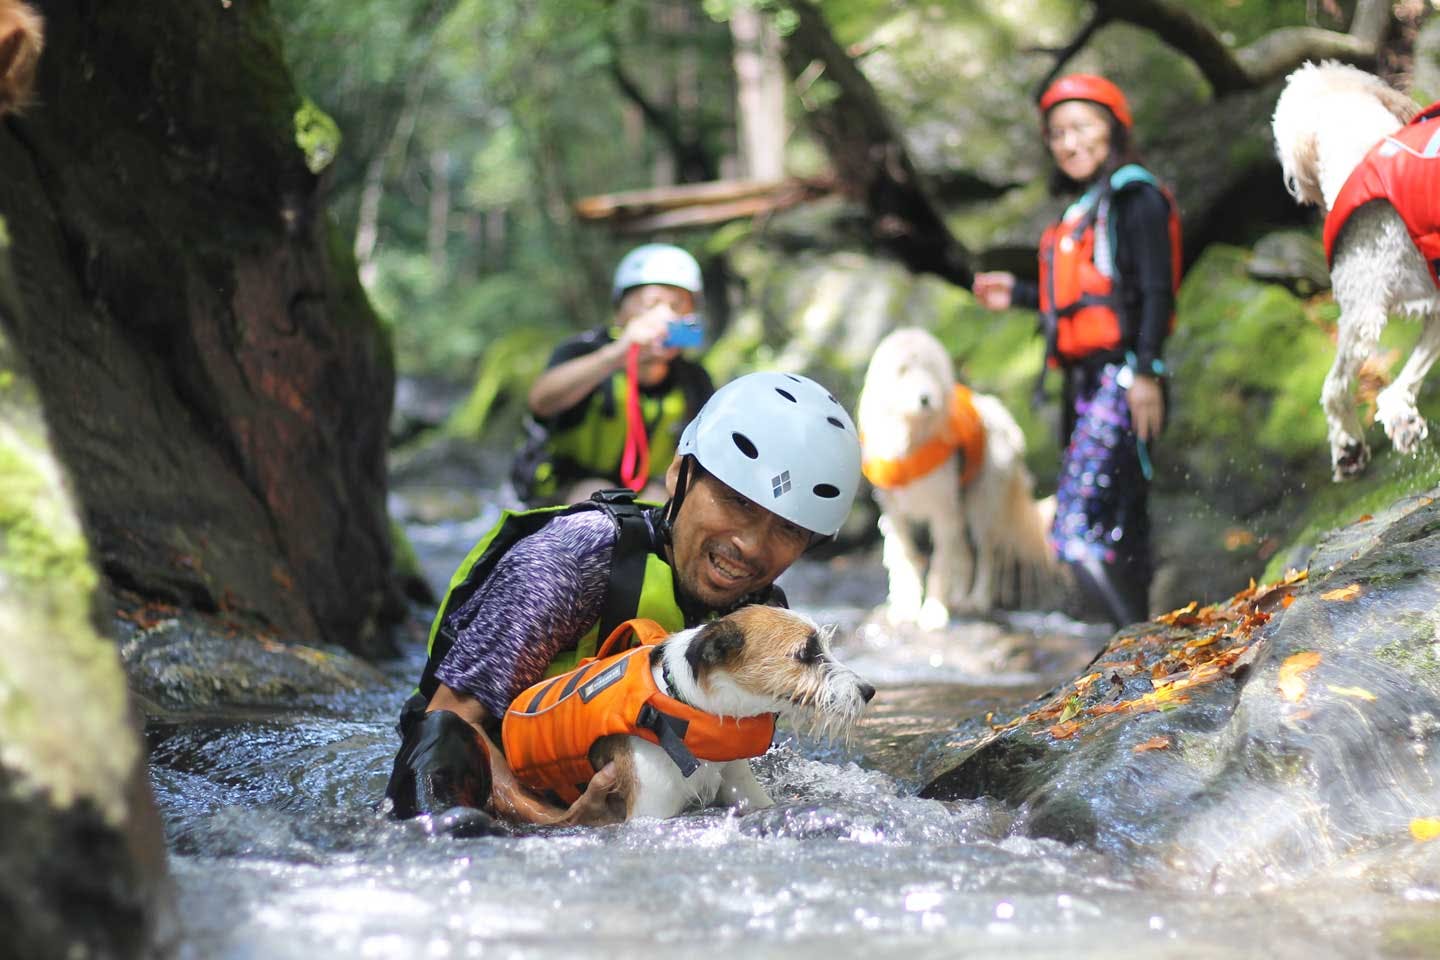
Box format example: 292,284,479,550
1287,133,1323,206
685,618,745,675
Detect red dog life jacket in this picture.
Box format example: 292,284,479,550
501,618,777,805
1323,102,1440,284
1039,166,1182,364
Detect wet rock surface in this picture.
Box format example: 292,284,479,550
118,601,390,715
921,485,1440,881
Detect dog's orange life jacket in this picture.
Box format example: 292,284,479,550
861,384,987,489
1324,101,1440,285
501,618,777,805
1039,165,1181,365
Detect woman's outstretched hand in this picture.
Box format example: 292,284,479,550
972,271,1016,311
1127,374,1165,442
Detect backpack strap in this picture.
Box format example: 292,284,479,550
588,488,664,648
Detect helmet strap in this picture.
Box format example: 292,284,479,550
660,455,696,543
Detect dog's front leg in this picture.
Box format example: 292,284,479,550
878,509,926,625
1324,289,1386,479
715,759,772,811
1376,311,1440,455
922,508,964,629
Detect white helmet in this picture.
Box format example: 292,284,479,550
677,372,861,537
611,243,703,302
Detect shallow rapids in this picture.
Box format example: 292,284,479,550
145,508,1440,959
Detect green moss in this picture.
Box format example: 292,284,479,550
1262,457,1440,582
0,436,98,596
293,97,341,175
1382,916,1440,957
1373,632,1440,686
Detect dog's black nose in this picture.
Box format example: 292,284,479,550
858,682,876,703
919,393,931,408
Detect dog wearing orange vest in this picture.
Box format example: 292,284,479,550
1272,62,1440,479
502,606,875,821
858,327,1056,629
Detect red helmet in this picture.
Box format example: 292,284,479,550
1038,74,1132,130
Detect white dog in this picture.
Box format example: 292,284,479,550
1272,61,1440,479
857,327,1056,630
502,605,874,821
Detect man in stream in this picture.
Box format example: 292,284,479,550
385,371,863,826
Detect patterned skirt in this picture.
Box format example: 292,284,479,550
1051,362,1152,583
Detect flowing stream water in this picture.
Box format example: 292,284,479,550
146,496,1440,959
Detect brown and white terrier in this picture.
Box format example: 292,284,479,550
503,605,875,821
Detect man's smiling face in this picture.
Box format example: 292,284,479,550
666,465,811,610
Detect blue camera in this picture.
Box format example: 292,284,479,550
663,315,705,349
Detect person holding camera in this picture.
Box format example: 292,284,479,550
513,243,714,506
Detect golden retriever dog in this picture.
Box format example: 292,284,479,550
1272,61,1440,479
857,327,1056,629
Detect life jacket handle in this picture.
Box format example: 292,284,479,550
591,616,670,662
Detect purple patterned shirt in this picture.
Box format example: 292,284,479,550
433,510,617,718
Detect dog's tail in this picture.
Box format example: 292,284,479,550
991,467,1063,610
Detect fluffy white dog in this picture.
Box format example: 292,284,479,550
857,327,1056,629
1272,61,1440,479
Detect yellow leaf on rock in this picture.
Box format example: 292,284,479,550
1048,720,1081,740
1411,818,1440,842
1133,736,1171,753
1320,583,1363,602
1326,684,1377,702
1278,651,1323,702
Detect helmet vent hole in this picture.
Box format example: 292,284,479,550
813,483,840,499
775,388,797,403
826,416,845,429
731,432,760,459
785,374,803,383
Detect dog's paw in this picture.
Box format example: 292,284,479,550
917,597,951,632
1383,411,1430,455
1332,439,1370,481
884,601,920,627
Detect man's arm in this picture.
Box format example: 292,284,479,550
429,509,620,824
426,683,621,826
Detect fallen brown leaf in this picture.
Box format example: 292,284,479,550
1278,650,1323,702
1133,736,1171,753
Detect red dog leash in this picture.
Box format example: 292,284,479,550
619,343,650,491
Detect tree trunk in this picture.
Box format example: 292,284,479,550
779,0,972,287
731,6,787,181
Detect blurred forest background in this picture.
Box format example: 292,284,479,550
273,0,1440,606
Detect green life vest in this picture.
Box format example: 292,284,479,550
413,492,685,712
517,351,708,503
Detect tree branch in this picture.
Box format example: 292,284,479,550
1034,11,1112,101
1090,0,1383,95
778,0,971,287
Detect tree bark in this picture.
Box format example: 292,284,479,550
779,0,972,287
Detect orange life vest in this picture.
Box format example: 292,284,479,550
500,618,777,805
1039,166,1182,365
861,384,987,489
1324,101,1440,284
